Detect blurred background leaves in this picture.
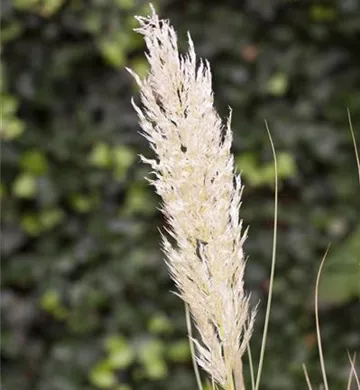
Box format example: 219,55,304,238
1,0,359,389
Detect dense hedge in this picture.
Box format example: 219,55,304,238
1,1,360,389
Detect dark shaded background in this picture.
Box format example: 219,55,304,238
1,1,360,389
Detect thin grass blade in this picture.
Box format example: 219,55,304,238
247,342,255,390
315,245,331,390
347,108,360,184
185,303,203,390
347,351,360,390
254,120,278,390
302,363,314,390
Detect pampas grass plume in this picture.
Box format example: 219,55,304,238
128,6,255,389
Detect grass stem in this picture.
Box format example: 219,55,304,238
185,303,203,390
247,342,255,390
254,120,278,390
347,108,360,184
347,351,360,390
315,245,331,390
302,363,314,390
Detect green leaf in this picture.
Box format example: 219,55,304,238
39,208,64,229
98,33,129,68
13,0,65,16
167,340,190,362
39,0,65,16
1,119,25,140
21,214,42,235
311,5,336,21
105,335,135,369
115,0,134,10
84,11,102,34
318,225,360,305
40,290,68,320
21,150,49,175
138,339,164,363
144,359,167,379
89,143,112,168
138,339,168,379
0,94,25,140
1,22,24,44
236,152,296,187
13,0,38,10
41,290,61,311
113,145,136,180
1,94,18,116
90,361,116,389
123,186,156,216
266,73,289,96
21,209,64,235
13,173,36,198
105,335,127,352
70,194,96,213
277,153,297,178
148,314,173,334
130,57,149,80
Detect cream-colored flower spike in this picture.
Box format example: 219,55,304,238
128,5,255,389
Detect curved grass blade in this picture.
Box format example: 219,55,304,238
347,108,360,184
254,120,278,390
315,245,331,390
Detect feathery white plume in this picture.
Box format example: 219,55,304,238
128,6,255,388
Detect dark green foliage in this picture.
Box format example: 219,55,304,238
1,1,359,389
